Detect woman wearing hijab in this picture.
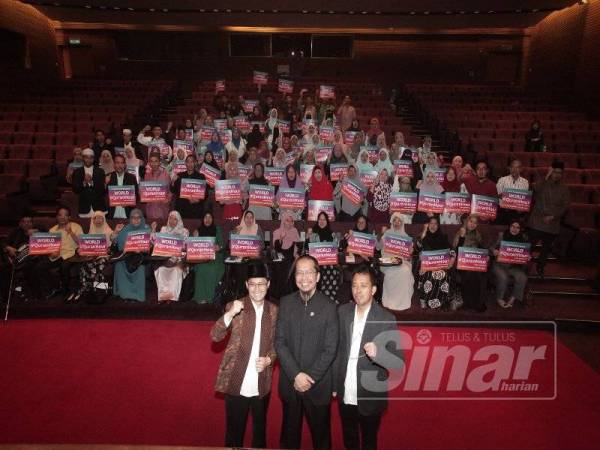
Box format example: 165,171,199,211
332,130,347,153
265,108,279,146
416,215,455,310
192,211,225,303
307,211,341,301
390,175,415,225
491,220,530,308
303,148,317,166
525,121,544,152
246,124,264,150
276,164,305,221
333,164,368,221
221,158,244,222
374,148,394,175
368,168,392,224
225,128,246,161
378,212,414,311
453,214,486,312
99,149,114,176
113,208,150,302
366,117,385,147
206,131,225,167
247,162,272,220
73,211,114,303
272,147,287,169
340,214,374,272
440,166,463,225
356,148,374,173
271,211,300,298
451,155,464,181
125,145,143,182
231,210,265,295
414,168,445,224
168,146,188,180
308,165,333,202
151,211,189,303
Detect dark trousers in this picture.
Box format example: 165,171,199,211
528,228,557,270
29,256,79,297
224,393,269,449
339,403,382,450
280,394,331,450
459,270,485,311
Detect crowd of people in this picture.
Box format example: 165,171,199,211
1,90,571,313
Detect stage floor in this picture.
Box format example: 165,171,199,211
1,319,599,450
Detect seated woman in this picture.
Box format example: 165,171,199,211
271,211,300,299
308,165,334,202
440,166,463,225
415,216,456,310
276,164,305,221
230,209,265,296
391,175,415,225
490,220,530,308
452,214,486,312
307,211,340,302
414,168,444,224
368,168,392,224
152,211,189,303
75,211,114,303
192,211,225,304
113,209,150,302
378,213,414,311
221,157,244,222
247,162,272,220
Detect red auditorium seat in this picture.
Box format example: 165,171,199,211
579,154,600,168
27,160,54,178
567,184,590,203
31,146,55,159
1,159,29,175
491,139,514,152
36,121,56,133
34,133,55,145
55,147,75,162
487,152,511,171
494,129,515,140
55,133,76,146
6,147,30,159
531,152,578,168
584,169,600,184
576,142,599,153
511,152,532,166
12,132,33,145
17,121,37,132
0,122,16,132
20,111,39,121
1,112,20,121
565,204,599,229
0,174,24,195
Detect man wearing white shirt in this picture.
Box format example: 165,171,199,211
497,159,530,224
210,263,278,448
333,265,404,450
496,159,530,194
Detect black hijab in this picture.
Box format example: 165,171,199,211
422,217,449,251
247,124,263,149
502,221,527,243
197,212,217,237
250,162,268,185
312,212,334,242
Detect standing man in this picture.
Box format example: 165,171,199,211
210,262,278,449
276,255,339,450
334,264,404,450
106,154,139,220
528,161,570,278
72,148,106,218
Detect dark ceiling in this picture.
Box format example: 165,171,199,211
22,0,579,30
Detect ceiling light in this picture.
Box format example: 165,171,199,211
410,11,416,15
329,10,335,14
424,11,430,15
127,7,134,11
149,8,155,12
84,4,91,8
361,11,368,14
162,8,168,12
532,8,539,12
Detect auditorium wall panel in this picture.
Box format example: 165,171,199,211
0,0,59,77
528,0,600,115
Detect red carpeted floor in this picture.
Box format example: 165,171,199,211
0,319,599,450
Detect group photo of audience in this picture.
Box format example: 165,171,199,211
1,88,571,315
